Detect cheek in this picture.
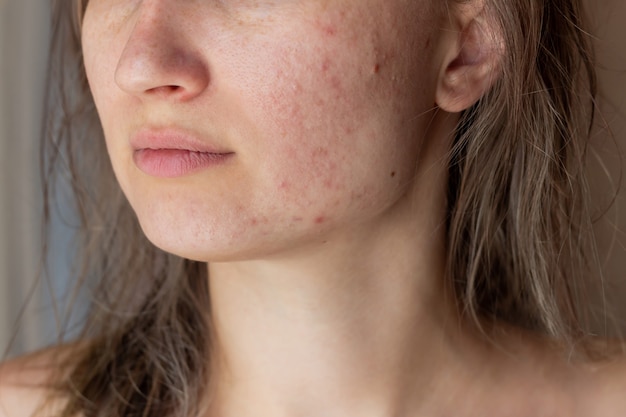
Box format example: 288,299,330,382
233,21,423,217
254,63,377,217
82,12,132,168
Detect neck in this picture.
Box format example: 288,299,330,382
205,118,481,417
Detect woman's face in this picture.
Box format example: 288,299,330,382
82,0,446,261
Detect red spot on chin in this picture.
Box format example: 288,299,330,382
314,216,326,224
373,64,381,74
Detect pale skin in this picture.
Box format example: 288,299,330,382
2,0,626,416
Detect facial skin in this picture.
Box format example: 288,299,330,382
81,0,449,262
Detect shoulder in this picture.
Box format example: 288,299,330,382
525,338,626,417
575,348,626,417
481,326,626,417
0,346,73,417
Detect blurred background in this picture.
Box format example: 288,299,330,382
0,0,625,358
0,0,53,357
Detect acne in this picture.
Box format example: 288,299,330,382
321,58,331,73
320,24,337,37
313,8,346,38
323,179,333,189
248,216,270,227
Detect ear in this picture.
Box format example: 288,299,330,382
435,1,504,113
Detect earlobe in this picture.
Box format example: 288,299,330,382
435,4,503,113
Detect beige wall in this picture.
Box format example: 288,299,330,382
0,2,625,356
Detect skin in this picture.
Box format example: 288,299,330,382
2,0,626,416
83,0,447,262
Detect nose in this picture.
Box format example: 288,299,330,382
114,5,210,102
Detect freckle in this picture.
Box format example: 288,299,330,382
425,37,431,48
390,171,396,178
314,216,326,224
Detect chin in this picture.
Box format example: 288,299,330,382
138,220,240,263
135,212,279,263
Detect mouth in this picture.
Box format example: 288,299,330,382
133,149,234,178
130,128,234,178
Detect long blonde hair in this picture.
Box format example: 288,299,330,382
43,0,602,415
447,0,599,342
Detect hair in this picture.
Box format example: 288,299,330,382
42,0,604,415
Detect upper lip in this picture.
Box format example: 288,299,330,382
130,127,233,154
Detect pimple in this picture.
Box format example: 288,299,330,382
323,25,337,37
291,82,304,94
321,58,331,73
314,216,326,224
373,63,381,74
314,17,338,37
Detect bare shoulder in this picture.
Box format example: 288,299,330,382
525,337,626,417
482,325,626,417
575,344,626,417
0,345,73,417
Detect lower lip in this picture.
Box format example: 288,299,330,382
133,149,233,178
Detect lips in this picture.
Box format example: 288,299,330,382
130,128,234,178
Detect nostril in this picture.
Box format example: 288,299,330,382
146,84,204,101
149,85,183,95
